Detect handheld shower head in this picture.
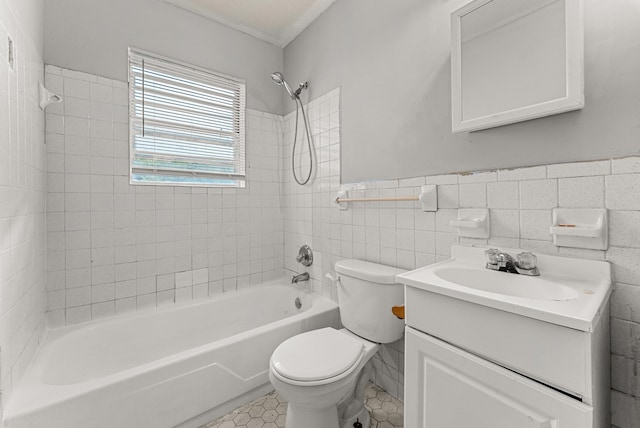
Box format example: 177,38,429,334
270,71,296,100
270,72,285,85
271,72,314,186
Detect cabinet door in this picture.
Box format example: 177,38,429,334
405,327,593,428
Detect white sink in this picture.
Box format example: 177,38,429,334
433,266,580,301
397,245,612,331
400,245,612,426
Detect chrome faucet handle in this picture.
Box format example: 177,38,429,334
296,245,313,267
485,248,499,262
515,252,540,276
516,252,537,270
485,249,500,270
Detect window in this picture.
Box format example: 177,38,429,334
128,48,246,187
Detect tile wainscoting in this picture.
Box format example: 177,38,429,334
294,155,640,423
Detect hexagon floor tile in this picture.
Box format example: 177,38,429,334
201,383,403,428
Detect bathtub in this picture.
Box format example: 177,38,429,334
4,281,339,428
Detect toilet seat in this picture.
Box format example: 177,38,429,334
270,328,364,386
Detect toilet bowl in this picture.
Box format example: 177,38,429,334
269,260,405,428
269,328,378,428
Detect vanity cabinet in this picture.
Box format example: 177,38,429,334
397,245,611,428
403,286,610,428
405,327,592,427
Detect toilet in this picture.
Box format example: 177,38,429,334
269,259,405,428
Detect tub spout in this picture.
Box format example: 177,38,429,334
292,272,310,284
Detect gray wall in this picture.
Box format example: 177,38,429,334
44,0,285,114
284,0,640,183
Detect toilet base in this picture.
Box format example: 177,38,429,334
284,402,371,428
285,403,339,428
340,405,371,428
338,360,373,428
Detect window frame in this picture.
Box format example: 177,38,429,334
128,47,246,188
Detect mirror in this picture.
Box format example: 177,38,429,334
451,0,584,133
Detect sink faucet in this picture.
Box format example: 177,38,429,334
493,251,518,274
485,249,540,276
292,272,310,284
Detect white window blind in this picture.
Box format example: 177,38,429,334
128,48,246,187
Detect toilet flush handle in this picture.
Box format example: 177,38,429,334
392,305,405,320
325,272,339,285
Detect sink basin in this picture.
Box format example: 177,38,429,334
396,245,612,331
433,267,580,301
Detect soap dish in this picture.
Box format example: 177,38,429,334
450,208,490,239
550,209,608,250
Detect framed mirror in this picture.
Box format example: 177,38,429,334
451,0,584,133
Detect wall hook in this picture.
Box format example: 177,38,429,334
39,82,62,110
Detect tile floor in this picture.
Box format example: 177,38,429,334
202,383,404,428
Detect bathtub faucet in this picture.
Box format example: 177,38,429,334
292,272,310,284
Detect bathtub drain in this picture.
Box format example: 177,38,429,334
295,297,302,309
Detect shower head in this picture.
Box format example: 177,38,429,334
271,72,285,85
271,71,296,100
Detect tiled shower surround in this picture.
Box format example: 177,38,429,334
44,65,284,326
0,0,46,402
44,66,640,422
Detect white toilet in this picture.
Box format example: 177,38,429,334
269,259,405,428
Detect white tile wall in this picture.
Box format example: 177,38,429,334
302,156,640,414
0,0,47,402
45,66,284,327
281,88,342,299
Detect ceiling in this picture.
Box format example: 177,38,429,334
162,0,337,47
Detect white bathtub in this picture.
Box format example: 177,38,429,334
4,281,339,428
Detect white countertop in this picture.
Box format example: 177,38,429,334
397,245,612,332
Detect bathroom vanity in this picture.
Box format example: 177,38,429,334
397,245,611,428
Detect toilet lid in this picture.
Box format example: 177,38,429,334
271,328,364,382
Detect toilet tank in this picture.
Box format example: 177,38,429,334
335,260,406,343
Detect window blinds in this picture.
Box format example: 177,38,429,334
128,48,246,187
